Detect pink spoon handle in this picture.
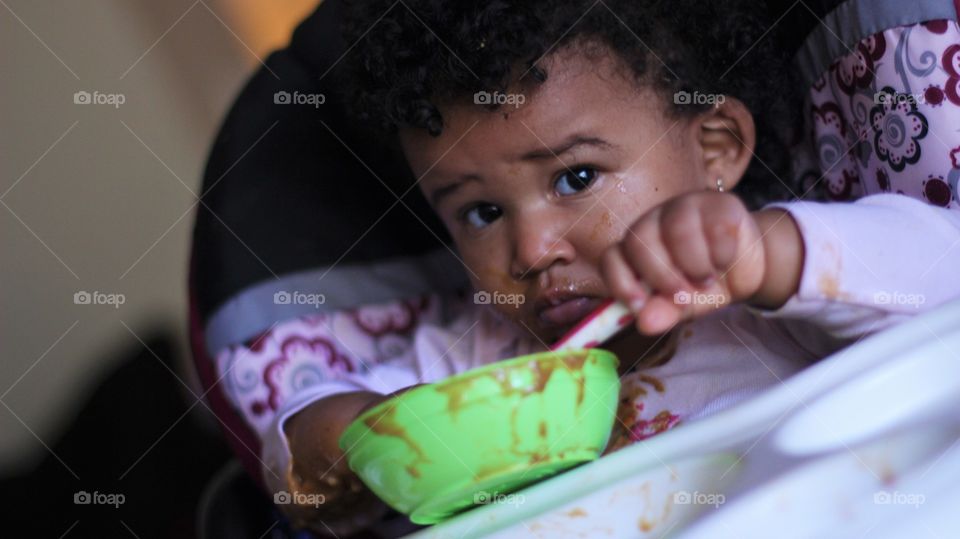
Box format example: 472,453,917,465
549,299,634,351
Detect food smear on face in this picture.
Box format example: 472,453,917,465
590,209,614,241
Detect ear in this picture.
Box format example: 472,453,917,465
692,96,756,191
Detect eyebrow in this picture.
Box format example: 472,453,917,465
430,173,481,206
428,134,619,206
519,134,617,160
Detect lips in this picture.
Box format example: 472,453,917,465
536,296,604,330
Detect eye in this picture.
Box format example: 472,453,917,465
461,203,502,230
554,166,598,196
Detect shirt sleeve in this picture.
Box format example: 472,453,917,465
746,194,960,343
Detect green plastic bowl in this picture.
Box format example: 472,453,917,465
338,348,620,524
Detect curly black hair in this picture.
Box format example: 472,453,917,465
340,0,802,208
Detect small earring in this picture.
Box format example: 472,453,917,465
716,177,724,192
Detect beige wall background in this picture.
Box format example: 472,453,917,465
1,0,317,474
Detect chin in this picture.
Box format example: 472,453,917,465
505,311,553,344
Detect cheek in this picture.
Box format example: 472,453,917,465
458,239,525,295
569,167,690,262
574,176,651,253
587,207,621,248
616,125,704,204
465,249,531,325
596,153,703,232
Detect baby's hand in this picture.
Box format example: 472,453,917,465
281,391,391,536
601,191,803,335
279,385,425,535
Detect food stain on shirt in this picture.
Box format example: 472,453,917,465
604,370,676,453
623,325,682,375
817,243,850,300
637,373,665,393
818,272,840,298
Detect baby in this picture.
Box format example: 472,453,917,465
250,0,960,534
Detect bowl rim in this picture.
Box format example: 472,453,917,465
339,347,619,451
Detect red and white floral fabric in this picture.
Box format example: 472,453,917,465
797,19,960,208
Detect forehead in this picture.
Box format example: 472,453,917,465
400,43,665,174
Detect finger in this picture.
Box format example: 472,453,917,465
601,246,650,312
702,197,765,298
660,200,716,285
700,196,745,271
621,209,692,297
635,295,683,335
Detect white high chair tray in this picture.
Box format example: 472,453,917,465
407,299,960,538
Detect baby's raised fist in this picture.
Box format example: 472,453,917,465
601,191,767,334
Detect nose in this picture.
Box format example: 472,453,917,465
508,210,576,279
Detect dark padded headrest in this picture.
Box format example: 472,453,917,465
191,0,467,354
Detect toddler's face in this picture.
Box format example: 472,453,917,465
400,46,712,343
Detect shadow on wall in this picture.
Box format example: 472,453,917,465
0,331,231,539
1,1,325,536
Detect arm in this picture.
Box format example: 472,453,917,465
745,193,960,339
249,296,541,535
746,207,804,310
279,391,391,536
603,191,960,339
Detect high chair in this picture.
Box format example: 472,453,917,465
189,1,960,536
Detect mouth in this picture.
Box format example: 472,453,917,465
534,294,604,333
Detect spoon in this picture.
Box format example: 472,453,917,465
550,299,634,351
